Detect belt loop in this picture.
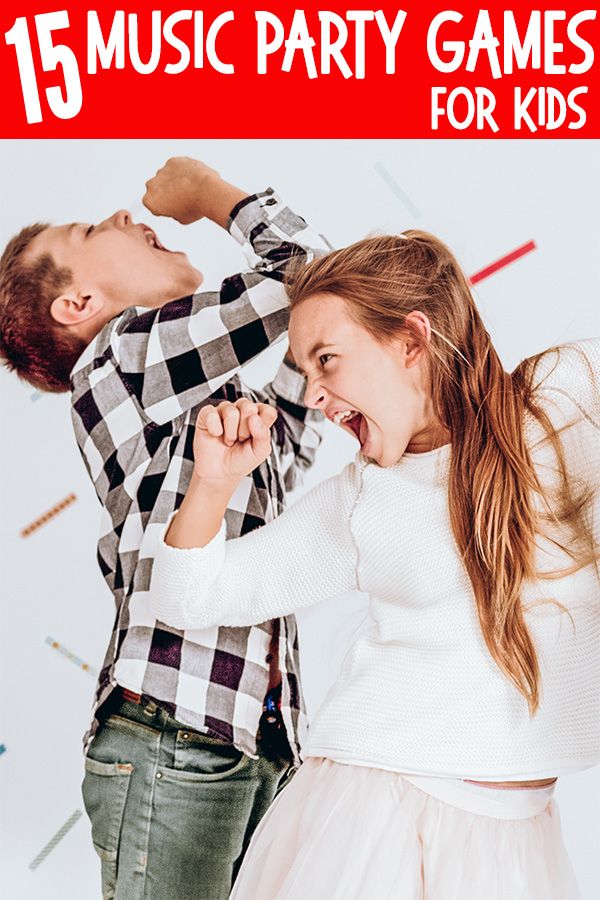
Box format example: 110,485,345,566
121,688,142,705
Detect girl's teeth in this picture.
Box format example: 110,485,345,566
333,410,356,425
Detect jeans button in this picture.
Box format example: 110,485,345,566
181,732,189,740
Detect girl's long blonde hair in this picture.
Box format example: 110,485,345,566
288,232,596,713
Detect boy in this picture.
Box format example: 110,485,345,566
0,157,328,899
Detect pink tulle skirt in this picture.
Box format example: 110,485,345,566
231,758,579,900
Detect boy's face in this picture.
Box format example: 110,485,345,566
28,209,203,314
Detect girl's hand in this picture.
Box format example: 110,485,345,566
193,399,278,486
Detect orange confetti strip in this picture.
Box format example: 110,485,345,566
20,493,77,538
45,636,98,676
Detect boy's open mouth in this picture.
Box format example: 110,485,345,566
143,226,170,252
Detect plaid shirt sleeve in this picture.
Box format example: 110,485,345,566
255,358,324,492
112,189,330,426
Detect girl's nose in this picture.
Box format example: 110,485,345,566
304,380,326,409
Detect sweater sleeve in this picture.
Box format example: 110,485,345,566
148,461,362,629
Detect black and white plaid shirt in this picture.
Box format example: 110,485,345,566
71,190,329,762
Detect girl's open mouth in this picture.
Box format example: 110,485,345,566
332,410,369,447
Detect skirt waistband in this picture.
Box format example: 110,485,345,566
403,773,555,819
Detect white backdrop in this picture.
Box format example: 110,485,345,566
0,140,598,899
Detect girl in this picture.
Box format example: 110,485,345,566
150,232,599,899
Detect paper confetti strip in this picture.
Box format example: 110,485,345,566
374,162,421,218
30,390,44,402
0,744,6,756
29,810,83,871
45,636,98,677
20,493,77,538
470,240,536,285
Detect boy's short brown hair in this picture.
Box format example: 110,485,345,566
0,224,87,393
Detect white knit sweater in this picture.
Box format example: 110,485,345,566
150,340,600,780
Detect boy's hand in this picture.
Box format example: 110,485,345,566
143,157,220,224
193,399,277,486
143,157,247,228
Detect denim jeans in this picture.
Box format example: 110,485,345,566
82,694,294,900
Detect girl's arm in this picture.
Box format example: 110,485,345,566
149,399,360,630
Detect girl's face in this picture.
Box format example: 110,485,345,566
289,293,444,466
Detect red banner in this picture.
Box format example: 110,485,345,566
1,0,598,137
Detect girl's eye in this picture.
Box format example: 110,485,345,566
319,354,333,367
85,224,95,237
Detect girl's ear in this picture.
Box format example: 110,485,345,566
399,311,431,367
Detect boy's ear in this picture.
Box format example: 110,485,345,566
50,290,104,327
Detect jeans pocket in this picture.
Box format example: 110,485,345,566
82,756,133,900
171,730,251,781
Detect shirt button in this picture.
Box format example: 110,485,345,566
156,772,162,779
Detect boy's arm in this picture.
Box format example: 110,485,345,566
113,165,329,426
252,352,324,492
142,156,248,228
